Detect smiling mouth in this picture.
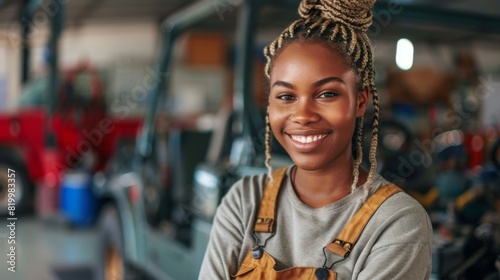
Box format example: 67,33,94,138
288,134,328,144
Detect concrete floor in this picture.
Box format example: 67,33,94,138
0,216,98,280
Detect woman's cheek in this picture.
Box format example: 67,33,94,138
269,107,285,127
268,110,285,139
268,114,280,135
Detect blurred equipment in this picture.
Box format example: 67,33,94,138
60,168,96,227
428,136,500,279
386,67,454,106
376,118,500,279
0,0,142,221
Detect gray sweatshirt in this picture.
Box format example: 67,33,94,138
200,166,432,279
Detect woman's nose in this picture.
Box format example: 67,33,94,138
290,99,320,125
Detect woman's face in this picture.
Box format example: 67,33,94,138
269,42,369,171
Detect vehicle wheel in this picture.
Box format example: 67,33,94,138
96,204,142,280
0,149,32,216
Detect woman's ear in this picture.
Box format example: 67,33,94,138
356,86,370,117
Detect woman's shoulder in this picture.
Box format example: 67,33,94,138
223,166,292,200
370,173,429,217
225,172,267,196
219,169,273,208
367,174,432,244
372,174,427,209
214,169,287,225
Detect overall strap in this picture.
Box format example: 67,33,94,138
326,184,402,258
254,167,288,233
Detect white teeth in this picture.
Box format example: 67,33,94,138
290,134,327,144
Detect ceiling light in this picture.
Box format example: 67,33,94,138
396,38,414,70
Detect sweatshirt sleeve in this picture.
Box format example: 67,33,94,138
199,179,246,280
356,193,433,280
357,242,432,279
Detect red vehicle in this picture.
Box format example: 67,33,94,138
0,0,143,219
0,108,46,215
0,66,142,217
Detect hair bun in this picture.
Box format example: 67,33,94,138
298,0,375,32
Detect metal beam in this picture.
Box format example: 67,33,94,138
0,0,14,11
234,0,260,137
161,0,240,33
259,0,500,35
46,0,65,147
20,0,42,16
373,1,500,34
140,0,229,159
20,0,32,85
72,0,106,26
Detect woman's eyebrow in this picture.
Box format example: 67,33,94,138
271,80,295,89
313,77,345,87
271,77,345,90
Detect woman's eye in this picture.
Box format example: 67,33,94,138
318,92,338,98
277,94,295,101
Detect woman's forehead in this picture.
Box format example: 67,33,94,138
270,42,356,84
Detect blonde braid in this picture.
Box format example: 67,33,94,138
289,19,305,38
350,116,363,193
308,18,324,33
367,60,379,185
339,24,348,47
330,24,340,41
346,27,357,56
320,20,331,35
353,46,362,70
265,19,305,79
269,40,278,60
358,33,370,73
263,46,271,79
299,0,375,32
265,106,273,182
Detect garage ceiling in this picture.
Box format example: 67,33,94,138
0,0,499,44
404,0,500,18
0,0,192,25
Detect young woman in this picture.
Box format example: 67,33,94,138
200,0,432,279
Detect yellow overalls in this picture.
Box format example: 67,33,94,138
232,168,402,280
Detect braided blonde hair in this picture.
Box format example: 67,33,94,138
263,0,379,195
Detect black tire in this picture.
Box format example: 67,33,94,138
0,149,33,216
95,204,143,280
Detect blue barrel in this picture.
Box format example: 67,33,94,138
60,171,96,227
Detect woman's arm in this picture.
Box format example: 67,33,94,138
356,194,433,280
357,241,432,279
199,181,246,280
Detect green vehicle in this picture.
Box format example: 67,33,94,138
94,1,296,279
